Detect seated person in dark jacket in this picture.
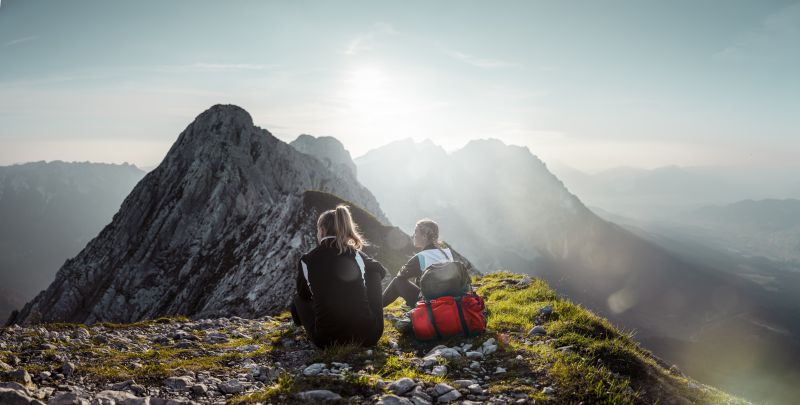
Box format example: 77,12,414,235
290,204,388,348
382,218,453,308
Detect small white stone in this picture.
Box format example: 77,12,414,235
302,363,327,376
430,365,447,376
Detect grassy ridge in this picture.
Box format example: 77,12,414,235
474,272,742,404
232,272,749,404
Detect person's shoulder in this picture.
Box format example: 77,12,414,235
399,251,423,272
302,243,330,261
421,246,451,254
412,248,439,259
355,248,373,259
405,251,422,264
356,250,379,265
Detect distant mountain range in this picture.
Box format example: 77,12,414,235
599,198,800,266
0,286,25,324
354,138,800,404
678,199,800,263
550,164,800,221
0,160,146,321
354,138,759,337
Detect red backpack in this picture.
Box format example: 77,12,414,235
410,291,487,341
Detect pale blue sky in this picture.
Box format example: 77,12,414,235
1,0,798,171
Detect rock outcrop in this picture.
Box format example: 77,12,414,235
290,134,358,180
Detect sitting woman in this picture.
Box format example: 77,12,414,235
382,218,453,308
290,204,387,348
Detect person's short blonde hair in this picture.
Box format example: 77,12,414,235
415,218,440,247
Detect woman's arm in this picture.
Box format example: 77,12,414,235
396,254,422,281
361,253,388,280
362,253,388,312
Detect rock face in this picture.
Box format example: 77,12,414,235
290,134,358,180
7,104,396,325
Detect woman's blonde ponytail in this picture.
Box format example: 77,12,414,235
317,204,368,255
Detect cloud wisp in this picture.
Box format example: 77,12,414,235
445,49,518,69
3,35,38,47
713,2,800,61
145,63,281,73
343,21,399,56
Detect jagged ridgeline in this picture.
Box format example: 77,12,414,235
6,104,462,326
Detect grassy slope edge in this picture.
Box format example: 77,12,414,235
233,272,749,405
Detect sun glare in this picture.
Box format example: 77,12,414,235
347,67,387,103
333,65,451,153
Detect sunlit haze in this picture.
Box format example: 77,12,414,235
1,0,798,171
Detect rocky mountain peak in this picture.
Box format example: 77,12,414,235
182,104,255,143
160,104,265,172
6,105,393,325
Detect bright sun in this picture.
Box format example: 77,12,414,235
347,67,387,103
335,65,447,150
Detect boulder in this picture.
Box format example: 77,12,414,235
387,378,416,396
296,390,342,402
0,387,37,405
217,379,244,395
164,376,193,391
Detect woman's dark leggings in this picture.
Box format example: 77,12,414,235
291,295,315,331
381,276,421,307
290,294,382,348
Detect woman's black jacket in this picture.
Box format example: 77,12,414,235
296,238,387,348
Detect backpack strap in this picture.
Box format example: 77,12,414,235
437,247,452,262
424,299,442,340
437,247,471,293
454,296,471,337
